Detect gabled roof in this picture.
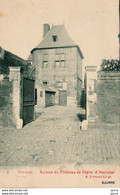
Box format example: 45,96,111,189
31,25,84,59
0,48,27,69
0,47,35,79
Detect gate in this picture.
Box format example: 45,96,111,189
59,90,67,106
23,77,35,125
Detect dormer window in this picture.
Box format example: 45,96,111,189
52,35,57,42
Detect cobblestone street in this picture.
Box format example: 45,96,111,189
0,106,119,168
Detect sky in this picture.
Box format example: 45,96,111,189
0,0,119,69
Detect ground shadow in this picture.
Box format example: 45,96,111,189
77,113,86,122
35,112,42,120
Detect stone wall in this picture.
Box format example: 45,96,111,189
32,47,83,107
0,48,35,129
9,67,23,129
0,75,13,127
0,67,23,129
76,49,82,106
85,66,97,122
96,71,120,123
33,47,77,96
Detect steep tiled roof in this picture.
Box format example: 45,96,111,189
31,25,84,58
0,49,27,68
0,48,35,79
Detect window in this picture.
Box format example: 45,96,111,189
40,91,43,97
43,54,48,61
43,81,47,85
55,54,59,61
57,81,63,88
55,61,59,67
55,53,65,67
43,54,48,67
61,61,65,67
61,53,65,61
43,61,48,67
52,35,57,42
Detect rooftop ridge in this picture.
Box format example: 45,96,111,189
29,24,84,59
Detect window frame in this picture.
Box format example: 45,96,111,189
40,91,43,97
52,35,58,42
54,53,65,68
43,81,48,85
42,54,48,68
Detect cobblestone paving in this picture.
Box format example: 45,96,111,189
0,106,119,167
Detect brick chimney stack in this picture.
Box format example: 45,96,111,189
43,24,50,38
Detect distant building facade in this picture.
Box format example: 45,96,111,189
28,24,84,110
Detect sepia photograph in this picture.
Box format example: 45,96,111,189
0,0,119,188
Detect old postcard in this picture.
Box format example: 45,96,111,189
0,0,119,188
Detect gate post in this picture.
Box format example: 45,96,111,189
85,66,97,126
9,67,23,129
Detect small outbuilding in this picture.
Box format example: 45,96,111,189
35,84,56,110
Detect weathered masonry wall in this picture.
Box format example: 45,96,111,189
0,67,23,129
9,67,23,128
32,47,83,107
0,75,13,127
96,71,120,123
0,48,35,129
85,66,97,127
33,47,77,96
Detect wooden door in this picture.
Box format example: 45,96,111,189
59,90,67,106
23,78,35,125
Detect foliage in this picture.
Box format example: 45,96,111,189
100,59,120,71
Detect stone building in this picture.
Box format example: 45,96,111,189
28,24,84,111
0,47,35,129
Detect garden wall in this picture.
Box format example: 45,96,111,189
0,75,14,127
96,71,120,123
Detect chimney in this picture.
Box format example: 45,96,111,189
43,24,50,37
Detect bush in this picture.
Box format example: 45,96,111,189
100,59,120,71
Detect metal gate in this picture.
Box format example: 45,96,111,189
59,90,67,106
23,77,35,125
